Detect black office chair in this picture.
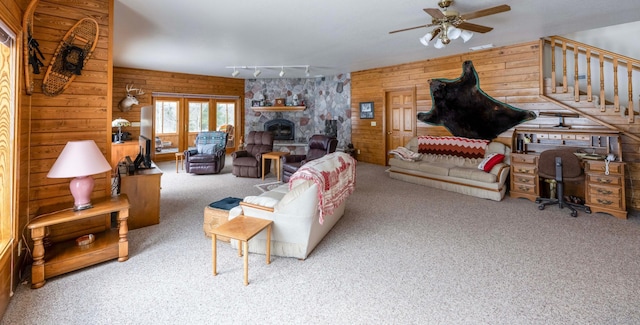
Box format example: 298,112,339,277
535,149,591,217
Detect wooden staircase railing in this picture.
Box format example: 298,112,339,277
542,36,640,123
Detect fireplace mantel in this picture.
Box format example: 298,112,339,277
251,106,305,112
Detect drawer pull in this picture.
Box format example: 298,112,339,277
596,199,613,205
519,178,530,183
518,186,531,192
596,178,612,184
596,189,613,195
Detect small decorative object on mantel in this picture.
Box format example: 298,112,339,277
274,98,285,106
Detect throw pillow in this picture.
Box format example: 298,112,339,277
478,153,505,172
388,147,422,161
197,143,217,155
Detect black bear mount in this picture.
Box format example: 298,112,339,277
417,60,537,140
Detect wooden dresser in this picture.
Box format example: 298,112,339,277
510,128,627,219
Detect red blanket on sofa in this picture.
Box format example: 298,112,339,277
289,152,356,224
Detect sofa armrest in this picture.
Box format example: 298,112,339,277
491,163,510,185
185,149,198,158
240,201,275,213
232,150,249,159
283,155,306,163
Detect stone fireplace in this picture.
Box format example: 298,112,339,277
264,118,295,141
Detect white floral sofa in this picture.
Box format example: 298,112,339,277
388,136,510,201
228,152,356,259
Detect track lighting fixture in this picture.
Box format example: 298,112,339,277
225,65,313,78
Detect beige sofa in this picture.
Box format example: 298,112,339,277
388,136,511,201
228,152,356,259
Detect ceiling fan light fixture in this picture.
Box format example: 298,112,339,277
434,38,445,49
447,25,461,40
461,30,473,42
420,34,431,46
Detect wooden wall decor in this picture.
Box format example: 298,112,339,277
22,0,41,95
417,60,537,140
42,17,99,96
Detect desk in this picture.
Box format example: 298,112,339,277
27,195,130,289
211,216,272,286
261,151,288,181
510,128,626,219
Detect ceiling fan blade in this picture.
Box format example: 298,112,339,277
424,8,445,19
460,4,511,20
389,25,429,34
457,22,493,33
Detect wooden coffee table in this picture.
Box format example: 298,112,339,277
261,151,288,181
211,215,273,286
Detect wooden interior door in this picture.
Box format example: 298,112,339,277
385,89,416,164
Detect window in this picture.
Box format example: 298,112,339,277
189,101,209,132
0,21,16,250
155,99,179,134
216,102,235,130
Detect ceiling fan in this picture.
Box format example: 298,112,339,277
389,0,511,48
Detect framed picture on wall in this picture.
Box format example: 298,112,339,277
360,102,374,119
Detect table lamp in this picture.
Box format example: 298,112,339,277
111,118,130,143
47,140,112,211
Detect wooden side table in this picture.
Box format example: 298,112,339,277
175,151,185,173
211,216,272,286
27,195,130,289
261,151,288,181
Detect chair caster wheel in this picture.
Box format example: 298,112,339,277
571,211,578,217
538,205,545,210
535,199,541,204
585,207,592,214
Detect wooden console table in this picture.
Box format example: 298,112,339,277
28,195,130,289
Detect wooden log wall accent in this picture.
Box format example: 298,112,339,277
23,0,112,218
112,67,245,157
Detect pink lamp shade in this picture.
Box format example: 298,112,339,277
47,140,112,210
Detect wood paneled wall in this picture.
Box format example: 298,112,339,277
24,0,112,215
112,67,244,150
351,41,640,211
351,42,548,165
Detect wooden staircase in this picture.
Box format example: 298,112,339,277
540,36,640,143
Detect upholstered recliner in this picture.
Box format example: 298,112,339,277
282,134,338,182
231,131,274,178
184,131,228,175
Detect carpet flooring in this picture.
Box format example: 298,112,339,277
2,158,640,324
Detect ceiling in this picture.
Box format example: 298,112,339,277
113,0,640,79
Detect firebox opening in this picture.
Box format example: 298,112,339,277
264,118,295,141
